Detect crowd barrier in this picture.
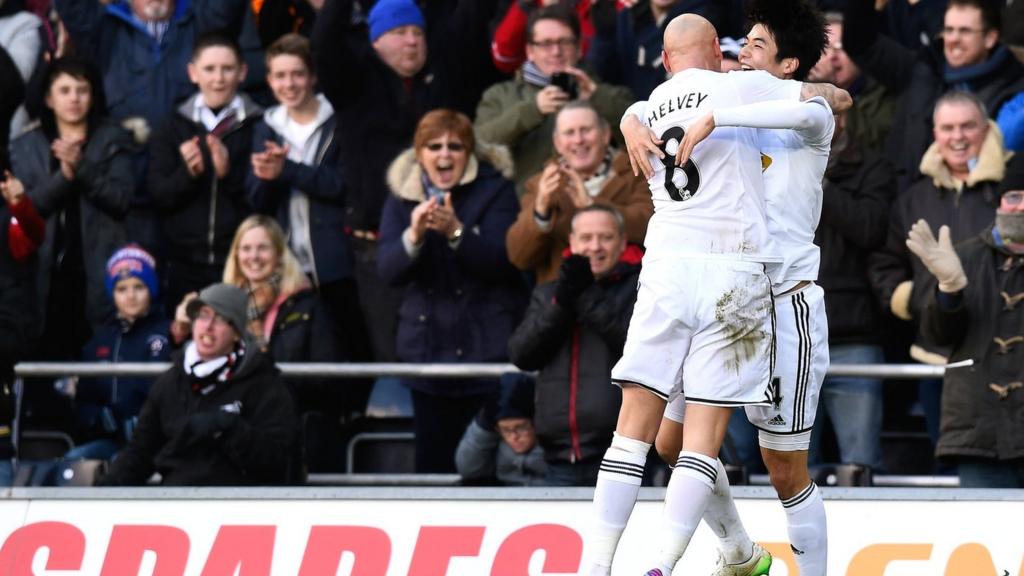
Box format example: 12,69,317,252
10,362,954,488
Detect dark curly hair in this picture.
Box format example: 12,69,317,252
746,0,828,81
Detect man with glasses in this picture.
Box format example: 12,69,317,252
98,283,296,486
475,5,633,192
842,0,1024,190
909,165,1024,488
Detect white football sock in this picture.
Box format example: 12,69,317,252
651,451,718,575
589,433,650,574
782,482,828,576
702,458,755,564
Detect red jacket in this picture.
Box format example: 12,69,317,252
5,197,44,263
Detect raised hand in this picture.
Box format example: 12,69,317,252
179,136,205,177
408,196,437,245
206,134,230,179
1,171,25,206
905,219,968,293
52,138,84,180
427,192,462,239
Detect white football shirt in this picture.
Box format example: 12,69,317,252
635,69,801,269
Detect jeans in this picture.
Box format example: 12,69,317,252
545,455,603,487
64,439,120,461
0,459,12,487
958,457,1024,488
810,344,884,470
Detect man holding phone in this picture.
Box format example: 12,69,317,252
475,5,633,193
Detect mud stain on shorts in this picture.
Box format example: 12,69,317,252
715,285,770,374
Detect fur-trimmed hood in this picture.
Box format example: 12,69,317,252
919,120,1014,190
386,141,514,203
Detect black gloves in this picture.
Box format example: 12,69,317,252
555,254,595,309
186,410,240,441
475,394,500,431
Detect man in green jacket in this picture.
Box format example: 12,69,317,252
474,5,633,193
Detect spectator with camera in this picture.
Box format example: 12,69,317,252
506,100,651,284
507,204,641,485
475,5,633,192
99,283,296,486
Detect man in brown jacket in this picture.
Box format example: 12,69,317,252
506,101,652,283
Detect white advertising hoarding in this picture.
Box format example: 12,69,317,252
0,493,1022,575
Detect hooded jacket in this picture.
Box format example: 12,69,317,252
922,227,1024,461
99,344,296,486
148,93,262,267
868,121,1016,363
378,143,527,396
246,95,353,285
507,245,642,464
11,121,133,328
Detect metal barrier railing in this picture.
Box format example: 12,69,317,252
13,361,951,379
9,361,956,487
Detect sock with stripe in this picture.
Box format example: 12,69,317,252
702,458,755,564
649,451,718,576
589,433,650,575
782,482,827,576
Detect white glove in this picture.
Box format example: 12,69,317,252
905,219,967,293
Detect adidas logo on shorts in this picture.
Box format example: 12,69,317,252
767,414,787,426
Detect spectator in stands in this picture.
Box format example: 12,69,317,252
54,0,246,140
843,0,1024,190
0,164,41,486
0,2,41,141
378,109,525,473
869,91,1023,451
810,109,896,472
507,204,641,486
98,283,296,486
148,31,261,317
506,101,651,285
246,33,367,366
311,0,495,364
491,0,610,76
587,0,698,100
455,373,546,486
809,11,896,157
54,0,246,250
475,6,633,192
181,215,343,470
909,163,1024,488
68,245,171,462
11,57,133,360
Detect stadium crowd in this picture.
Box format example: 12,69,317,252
0,0,1023,489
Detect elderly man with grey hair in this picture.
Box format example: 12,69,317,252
98,283,296,486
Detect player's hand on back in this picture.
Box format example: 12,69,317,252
619,115,662,179
676,111,714,167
